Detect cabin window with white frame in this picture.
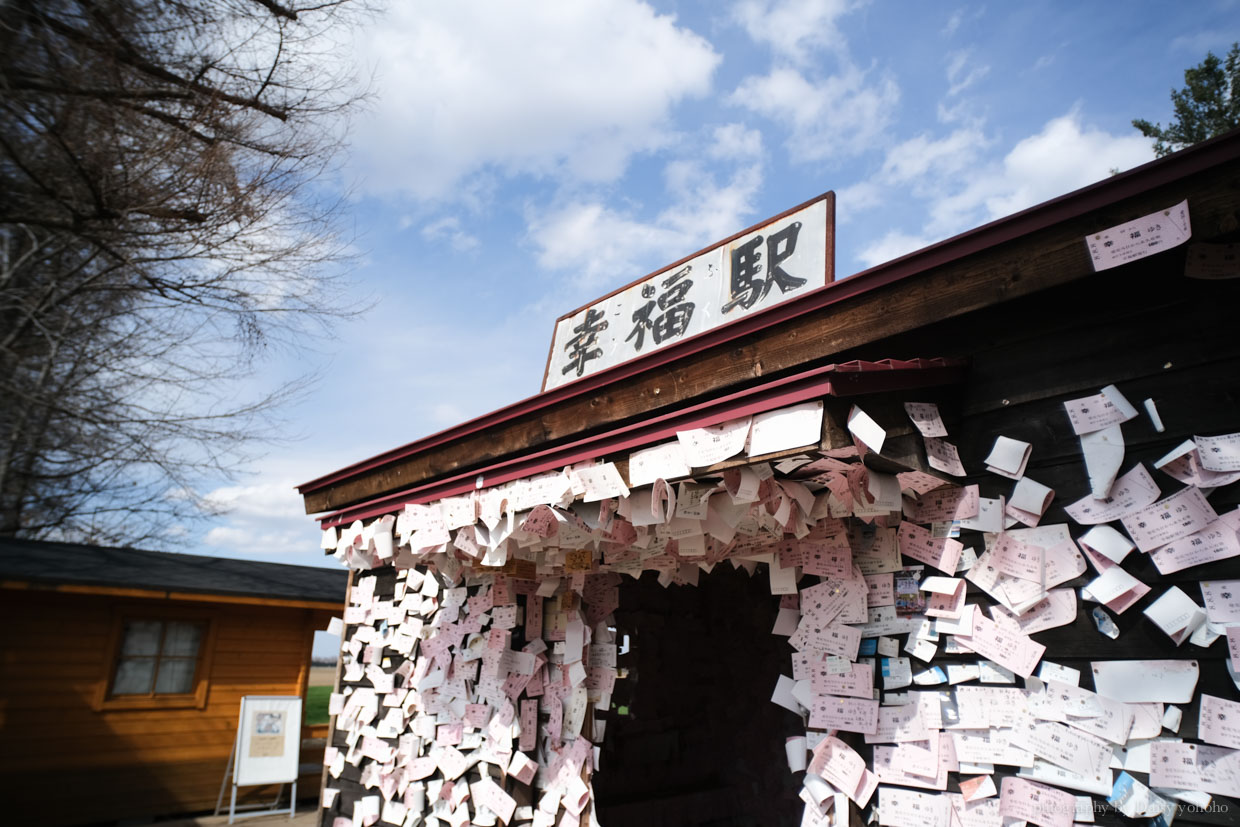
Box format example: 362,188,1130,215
110,619,205,696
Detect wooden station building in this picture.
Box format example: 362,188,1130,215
298,131,1240,826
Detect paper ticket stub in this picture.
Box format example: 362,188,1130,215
864,703,929,744
1200,579,1240,623
1149,742,1240,796
1008,712,1112,778
954,612,1045,678
946,793,1001,827
878,786,951,827
1148,523,1240,574
808,694,879,734
1064,464,1159,525
1196,432,1240,472
873,746,948,791
1000,776,1077,827
924,437,967,476
676,417,750,466
906,485,979,524
1062,389,1137,435
812,661,875,699
904,402,949,438
809,735,866,797
1198,693,1240,750
1086,199,1190,271
1120,486,1218,552
898,521,964,574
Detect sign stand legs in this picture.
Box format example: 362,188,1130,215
214,726,298,823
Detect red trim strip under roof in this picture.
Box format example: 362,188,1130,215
298,131,1240,499
317,358,966,528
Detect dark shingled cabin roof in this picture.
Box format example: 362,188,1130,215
0,537,346,604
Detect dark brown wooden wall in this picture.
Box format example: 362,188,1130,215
0,590,327,825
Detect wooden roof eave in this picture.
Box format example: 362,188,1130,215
0,578,344,611
298,130,1240,518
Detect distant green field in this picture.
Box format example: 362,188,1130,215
305,685,331,725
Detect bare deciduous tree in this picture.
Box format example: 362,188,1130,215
1,0,369,546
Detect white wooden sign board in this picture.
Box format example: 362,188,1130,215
542,192,835,390
235,695,302,786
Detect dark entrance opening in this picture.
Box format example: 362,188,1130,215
592,565,803,827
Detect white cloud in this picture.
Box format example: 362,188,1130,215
731,64,900,162
528,148,764,288
945,49,990,97
349,0,720,200
733,0,856,65
838,125,990,220
921,113,1151,236
201,474,325,562
942,5,984,36
853,111,1154,268
879,127,990,187
707,123,765,161
942,9,965,36
421,217,481,252
856,230,940,268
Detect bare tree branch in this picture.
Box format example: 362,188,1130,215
0,0,373,547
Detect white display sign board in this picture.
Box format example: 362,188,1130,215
542,193,834,390
235,695,302,786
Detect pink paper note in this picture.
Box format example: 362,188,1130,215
873,743,949,790
808,735,866,800
807,694,878,734
434,745,468,780
905,401,949,438
790,616,862,660
925,436,967,476
811,662,874,699
800,539,853,578
407,756,437,780
436,723,462,746
1229,627,1240,673
519,699,538,752
1062,391,1135,435
898,521,964,574
954,612,1045,678
799,578,854,625
864,572,895,607
879,787,951,827
1038,539,1085,588
992,534,1043,582
999,776,1075,827
1199,693,1240,749
1120,485,1219,551
1000,589,1076,634
509,750,537,785
1148,522,1240,574
1149,742,1240,796
471,777,517,823
905,484,980,524
864,703,929,744
959,775,996,802
1064,464,1160,524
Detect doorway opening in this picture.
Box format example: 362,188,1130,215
592,565,803,827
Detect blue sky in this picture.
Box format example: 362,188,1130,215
192,0,1240,585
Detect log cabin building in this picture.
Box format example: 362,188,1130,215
0,538,346,825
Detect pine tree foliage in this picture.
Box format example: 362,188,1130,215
1133,42,1240,156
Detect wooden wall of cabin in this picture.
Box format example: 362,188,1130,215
0,589,331,825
